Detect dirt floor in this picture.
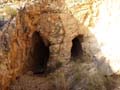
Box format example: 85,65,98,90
9,64,69,90
9,73,53,90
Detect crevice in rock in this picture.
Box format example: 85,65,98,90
31,31,50,74
71,35,83,60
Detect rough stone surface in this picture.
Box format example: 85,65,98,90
0,0,119,89
0,0,91,89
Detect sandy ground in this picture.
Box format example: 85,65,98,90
9,72,54,90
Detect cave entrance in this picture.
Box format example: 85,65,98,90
31,31,49,74
71,35,83,60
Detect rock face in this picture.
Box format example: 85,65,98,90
0,0,90,89
0,0,119,89
66,0,120,76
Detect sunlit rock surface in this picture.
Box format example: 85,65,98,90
66,0,120,75
91,0,120,75
0,0,120,89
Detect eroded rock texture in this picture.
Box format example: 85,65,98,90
0,0,113,89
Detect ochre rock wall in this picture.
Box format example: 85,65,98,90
0,0,108,89
0,0,88,89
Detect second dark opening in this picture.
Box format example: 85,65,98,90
71,35,83,59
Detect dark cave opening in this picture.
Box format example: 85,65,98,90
31,32,49,74
71,35,83,60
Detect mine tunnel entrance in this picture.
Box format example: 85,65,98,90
31,31,49,74
71,35,83,60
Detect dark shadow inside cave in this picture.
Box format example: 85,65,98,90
71,35,83,60
31,31,49,74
